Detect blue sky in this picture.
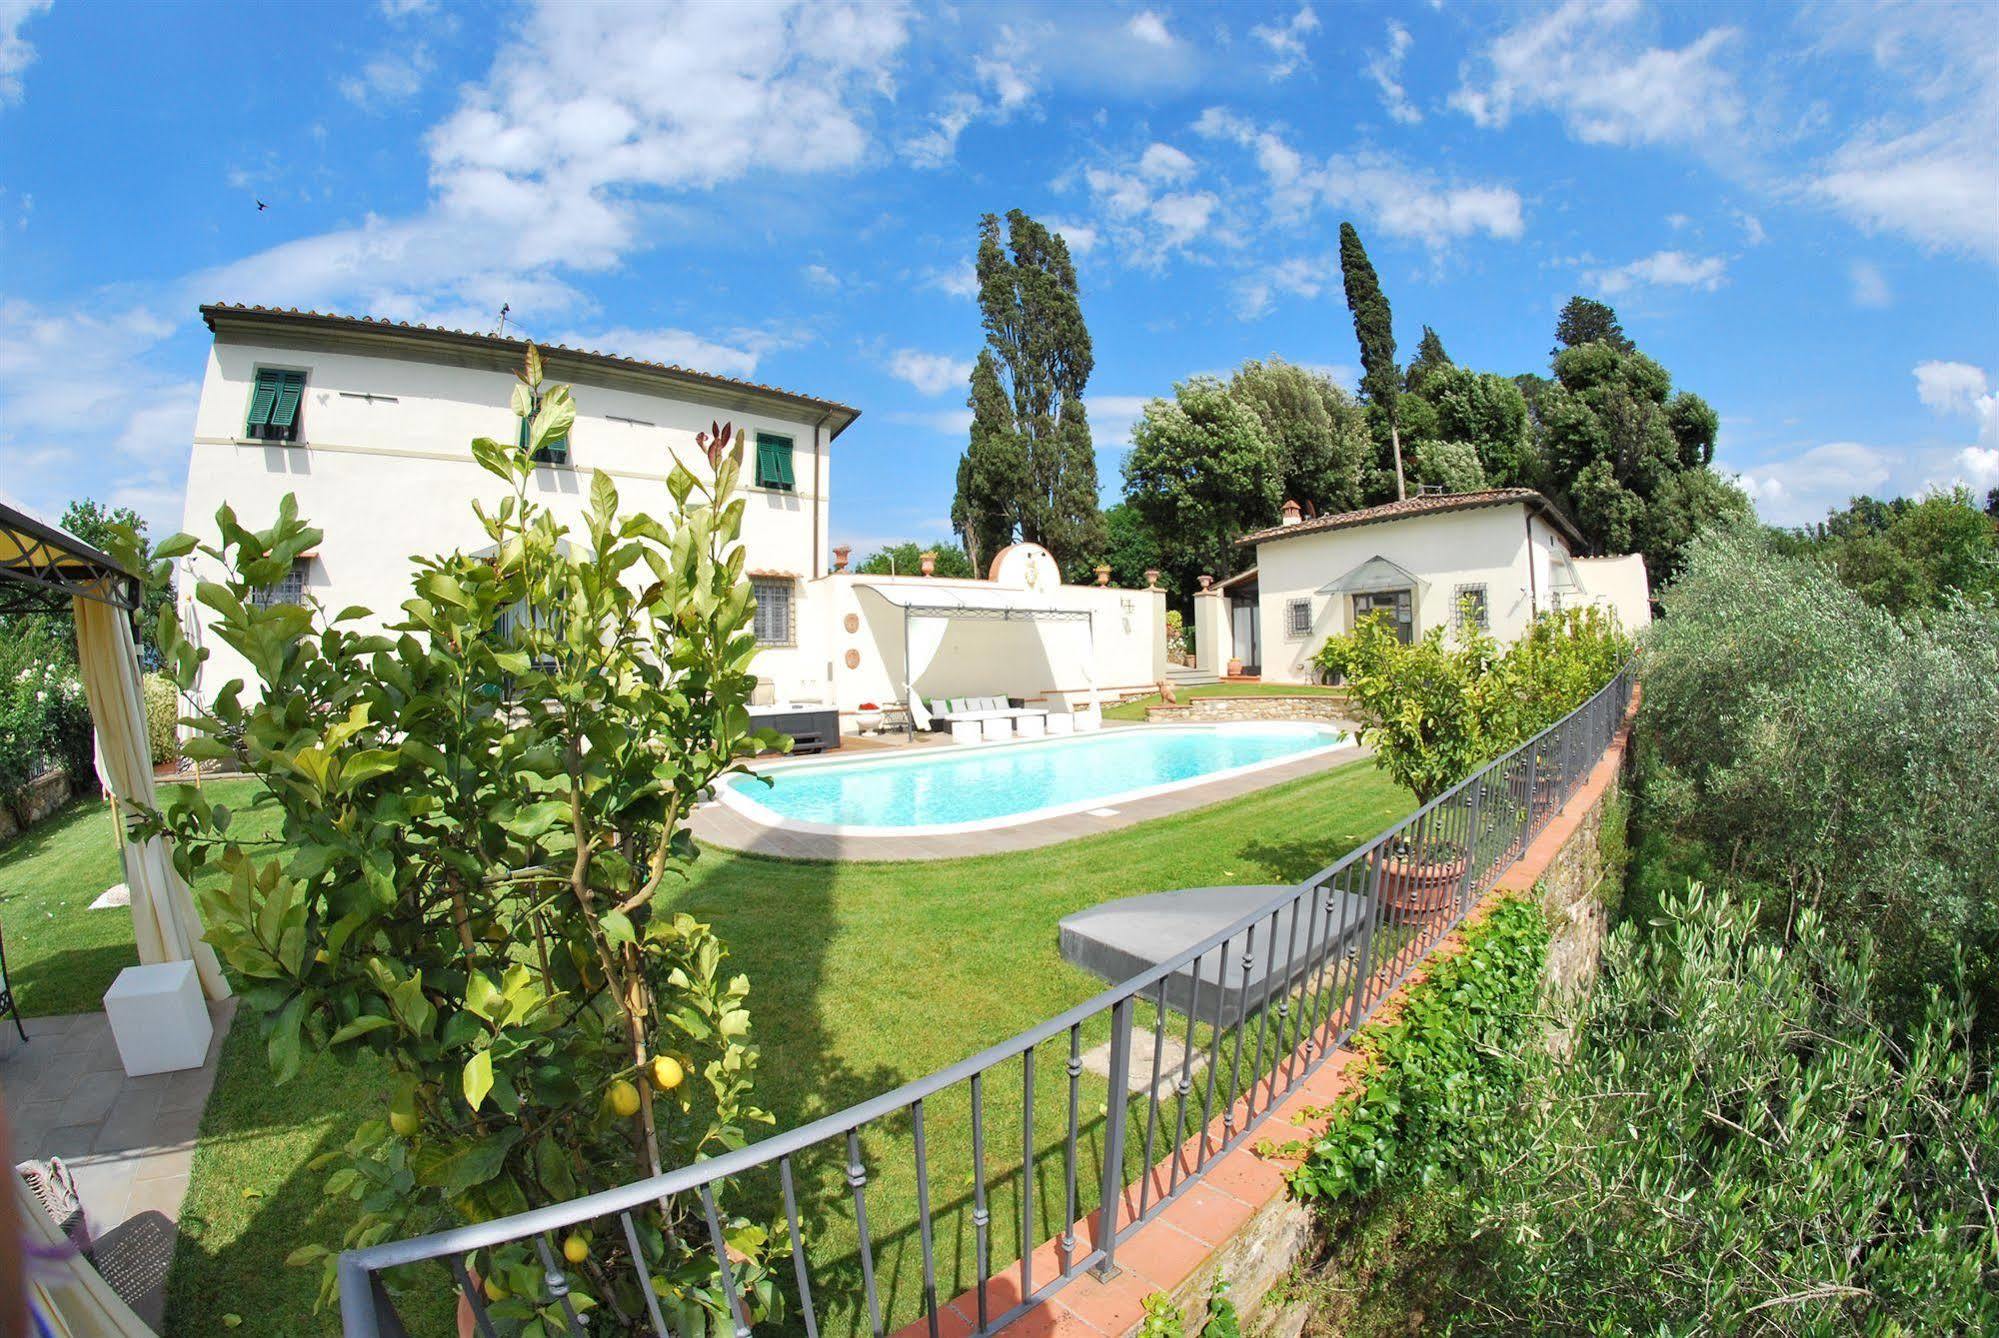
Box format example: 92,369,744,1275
0,0,1994,553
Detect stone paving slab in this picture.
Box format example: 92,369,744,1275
2,997,237,1332
690,741,1366,862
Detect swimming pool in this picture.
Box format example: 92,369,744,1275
716,723,1350,835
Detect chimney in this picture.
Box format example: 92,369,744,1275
1280,499,1302,526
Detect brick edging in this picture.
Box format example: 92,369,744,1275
917,685,1641,1338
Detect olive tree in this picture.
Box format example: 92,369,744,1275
142,349,786,1331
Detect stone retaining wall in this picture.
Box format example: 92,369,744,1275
0,768,73,841
967,687,1640,1338
1147,695,1353,726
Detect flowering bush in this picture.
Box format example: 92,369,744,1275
142,672,179,766
0,630,92,820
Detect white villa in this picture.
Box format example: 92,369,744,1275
178,305,1163,742
1194,489,1651,684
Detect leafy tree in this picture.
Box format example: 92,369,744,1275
1774,489,1998,614
1550,295,1634,355
1409,366,1536,489
1641,523,1999,1031
950,210,1102,572
1534,336,1739,585
1339,222,1405,500
1123,378,1282,596
1227,358,1370,515
1987,486,1998,518
1402,325,1453,395
1408,438,1487,494
1094,501,1166,593
60,499,175,669
140,349,787,1328
854,541,975,579
1457,886,1999,1333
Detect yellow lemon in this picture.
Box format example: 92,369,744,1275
650,1056,685,1092
561,1234,589,1266
389,1094,419,1138
608,1079,642,1118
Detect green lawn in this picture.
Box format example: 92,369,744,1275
1105,680,1349,721
0,757,1409,1335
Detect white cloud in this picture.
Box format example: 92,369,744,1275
1235,254,1334,320
1449,0,1743,149
1733,442,1894,525
1042,217,1099,255
1847,259,1891,308
1137,142,1196,184
802,263,840,290
1252,5,1320,82
885,408,973,437
901,34,1039,168
1127,11,1175,49
924,261,978,299
1366,21,1421,124
338,45,433,109
1914,360,1997,445
1087,395,1154,450
887,349,973,397
1737,212,1766,246
1193,108,1523,249
0,0,51,106
1804,2,1999,262
1583,249,1727,296
202,1,911,322
379,0,435,15
1956,447,1999,491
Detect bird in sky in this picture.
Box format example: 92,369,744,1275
255,199,268,211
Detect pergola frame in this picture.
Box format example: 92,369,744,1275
897,604,1097,723
0,502,141,615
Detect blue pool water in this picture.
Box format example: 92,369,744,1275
721,723,1345,831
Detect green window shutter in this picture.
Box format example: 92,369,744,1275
268,371,305,429
756,434,794,489
518,415,531,451
245,370,280,431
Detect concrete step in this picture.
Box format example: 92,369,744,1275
1165,664,1220,686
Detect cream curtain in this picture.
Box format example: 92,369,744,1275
903,613,952,729
70,597,229,1002
1066,617,1101,717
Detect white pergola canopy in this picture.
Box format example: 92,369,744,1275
0,501,229,1003
855,580,1099,728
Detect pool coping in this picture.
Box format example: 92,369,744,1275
688,737,1366,862
712,721,1353,838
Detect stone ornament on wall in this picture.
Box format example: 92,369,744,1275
843,612,859,633
843,648,860,669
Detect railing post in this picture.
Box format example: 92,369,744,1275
1093,995,1134,1280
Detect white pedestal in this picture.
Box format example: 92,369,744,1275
1016,713,1046,739
1046,713,1075,736
1074,707,1103,732
982,717,1015,743
949,719,983,744
103,961,212,1076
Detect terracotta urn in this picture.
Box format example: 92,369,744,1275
1094,563,1112,586
832,544,851,573
1226,657,1243,677
919,550,937,576
1197,574,1214,591
1143,568,1160,590
1376,845,1470,921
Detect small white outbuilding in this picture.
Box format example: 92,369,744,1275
1195,488,1651,685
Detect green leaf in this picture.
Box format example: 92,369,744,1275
463,1050,494,1112
326,1015,393,1045
412,1127,522,1197
598,909,635,947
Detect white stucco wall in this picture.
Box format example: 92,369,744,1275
1570,554,1653,634
180,334,835,701
1250,503,1560,685
813,574,1167,720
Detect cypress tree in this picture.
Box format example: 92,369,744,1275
950,209,1103,572
1339,221,1405,500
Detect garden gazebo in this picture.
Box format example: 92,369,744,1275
0,501,227,1001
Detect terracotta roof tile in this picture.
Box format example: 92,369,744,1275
198,303,860,433
1236,488,1587,550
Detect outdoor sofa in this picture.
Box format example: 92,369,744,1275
926,696,1056,743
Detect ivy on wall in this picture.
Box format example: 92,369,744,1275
1287,897,1549,1202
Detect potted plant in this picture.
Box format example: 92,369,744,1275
855,701,882,733
1376,833,1469,919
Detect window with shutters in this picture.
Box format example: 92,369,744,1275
250,557,311,608
754,433,795,491
518,391,569,465
751,577,794,645
245,368,307,442
1454,583,1490,634
1285,598,1313,639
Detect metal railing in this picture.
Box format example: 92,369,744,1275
339,665,1635,1337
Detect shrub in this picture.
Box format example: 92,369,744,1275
1290,897,1548,1202
0,628,92,818
1640,523,1999,1031
1317,605,1629,802
142,348,785,1328
142,672,179,766
1458,886,1999,1333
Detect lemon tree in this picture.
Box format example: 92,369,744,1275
141,346,785,1333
